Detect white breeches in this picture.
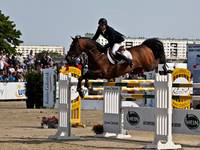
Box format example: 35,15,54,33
111,43,132,60
112,43,123,55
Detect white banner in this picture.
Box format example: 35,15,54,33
123,107,200,135
0,82,26,100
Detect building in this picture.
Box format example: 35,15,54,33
124,38,198,62
85,33,200,62
16,45,65,58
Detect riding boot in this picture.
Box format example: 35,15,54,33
116,51,133,67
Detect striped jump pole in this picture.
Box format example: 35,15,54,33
83,94,154,100
92,87,155,92
83,95,103,100
121,79,154,84
83,93,191,101
87,79,154,83
87,81,154,87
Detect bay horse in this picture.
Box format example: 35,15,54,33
66,37,167,97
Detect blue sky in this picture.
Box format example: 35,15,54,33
1,0,200,51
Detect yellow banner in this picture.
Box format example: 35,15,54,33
60,66,81,77
172,99,190,109
172,68,191,109
172,68,191,82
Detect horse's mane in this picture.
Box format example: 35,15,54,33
81,37,106,53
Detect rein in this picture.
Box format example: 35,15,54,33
73,38,106,66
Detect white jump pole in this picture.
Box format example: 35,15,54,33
49,75,79,140
102,86,131,138
147,73,181,149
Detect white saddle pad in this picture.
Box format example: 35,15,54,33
107,50,132,64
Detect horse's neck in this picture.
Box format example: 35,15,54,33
83,45,105,70
86,48,102,62
83,42,102,59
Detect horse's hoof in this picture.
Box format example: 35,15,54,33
79,92,84,98
84,84,89,88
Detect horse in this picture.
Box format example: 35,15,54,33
66,36,167,97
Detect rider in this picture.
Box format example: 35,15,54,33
92,18,133,67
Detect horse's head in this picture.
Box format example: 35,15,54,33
66,36,83,63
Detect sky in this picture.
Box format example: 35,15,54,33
1,0,200,52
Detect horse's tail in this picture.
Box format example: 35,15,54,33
142,38,166,64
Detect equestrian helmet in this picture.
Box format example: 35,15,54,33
98,18,107,25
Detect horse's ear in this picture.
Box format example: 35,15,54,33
71,36,75,40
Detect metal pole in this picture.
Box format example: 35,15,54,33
67,76,71,137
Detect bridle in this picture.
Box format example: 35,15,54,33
68,37,99,63
68,38,82,61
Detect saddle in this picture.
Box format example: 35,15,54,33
107,46,133,65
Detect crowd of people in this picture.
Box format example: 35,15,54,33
0,50,54,82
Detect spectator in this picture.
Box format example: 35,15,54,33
27,50,35,69
8,64,16,74
0,70,4,81
16,72,24,81
2,70,8,81
0,52,7,71
8,72,18,82
11,55,19,68
75,58,82,70
0,55,5,71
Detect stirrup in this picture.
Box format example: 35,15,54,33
126,59,133,67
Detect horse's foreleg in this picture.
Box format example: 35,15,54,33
77,74,90,98
77,70,104,98
82,70,104,88
84,78,89,88
77,76,84,98
84,70,104,79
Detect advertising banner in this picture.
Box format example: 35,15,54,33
43,69,56,108
0,82,26,100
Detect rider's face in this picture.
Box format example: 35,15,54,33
99,24,106,32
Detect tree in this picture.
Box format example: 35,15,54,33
0,10,23,54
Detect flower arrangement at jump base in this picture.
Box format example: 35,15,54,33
41,116,58,128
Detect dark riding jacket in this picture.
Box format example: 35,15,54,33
92,25,125,49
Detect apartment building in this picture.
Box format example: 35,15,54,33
16,45,65,58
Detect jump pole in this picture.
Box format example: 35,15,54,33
146,73,181,149
101,74,132,138
49,75,79,140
